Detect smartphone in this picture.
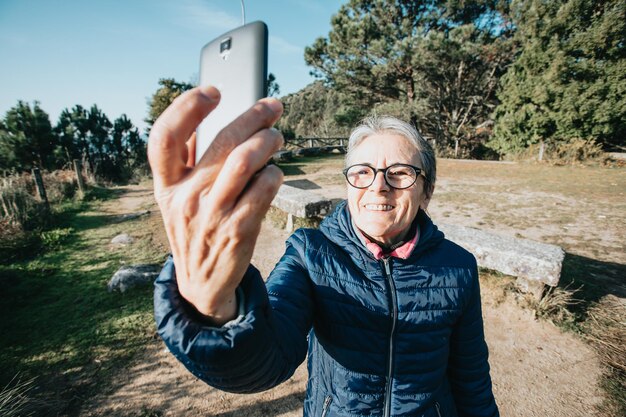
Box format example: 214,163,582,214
195,21,268,163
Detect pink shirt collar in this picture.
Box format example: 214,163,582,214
354,224,420,260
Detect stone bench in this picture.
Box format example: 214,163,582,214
272,150,293,162
271,184,333,231
273,146,346,162
438,223,565,297
320,145,346,154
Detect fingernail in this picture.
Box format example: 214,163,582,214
201,86,221,101
264,98,283,113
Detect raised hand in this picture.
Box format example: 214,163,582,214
148,86,284,325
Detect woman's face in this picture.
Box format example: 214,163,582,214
346,133,432,246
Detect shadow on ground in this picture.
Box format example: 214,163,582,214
560,252,626,313
212,391,306,417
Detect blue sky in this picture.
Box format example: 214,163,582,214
0,0,345,133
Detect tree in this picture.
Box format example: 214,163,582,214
145,78,194,130
58,105,95,174
86,105,112,176
55,105,116,178
0,101,57,170
267,73,281,97
111,114,145,169
304,0,514,153
276,81,349,138
491,0,626,154
54,109,81,166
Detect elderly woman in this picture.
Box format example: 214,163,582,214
150,87,499,417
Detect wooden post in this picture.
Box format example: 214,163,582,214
308,138,314,148
73,159,86,197
538,141,545,162
32,167,50,211
454,138,460,158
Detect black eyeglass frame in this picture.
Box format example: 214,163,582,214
342,163,425,190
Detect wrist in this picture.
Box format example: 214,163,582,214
197,294,238,326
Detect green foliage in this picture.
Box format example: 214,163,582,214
0,100,146,183
54,105,145,182
0,101,57,171
267,72,280,97
145,78,194,129
491,0,626,154
304,0,514,154
276,81,352,137
40,227,73,250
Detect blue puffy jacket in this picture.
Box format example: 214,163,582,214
154,201,499,417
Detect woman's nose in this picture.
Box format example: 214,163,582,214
369,171,390,192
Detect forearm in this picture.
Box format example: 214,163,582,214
154,255,310,393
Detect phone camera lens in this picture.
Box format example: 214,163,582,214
220,38,232,53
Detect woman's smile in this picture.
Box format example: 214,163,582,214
363,203,394,211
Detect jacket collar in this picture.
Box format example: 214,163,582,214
319,200,444,266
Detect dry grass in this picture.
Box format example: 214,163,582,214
0,170,78,228
0,375,36,417
582,296,626,414
526,284,583,325
41,170,78,202
0,175,40,227
584,296,626,373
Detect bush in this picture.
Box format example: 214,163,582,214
40,228,74,250
0,175,43,229
42,170,77,202
0,220,40,263
0,170,80,261
506,139,607,165
552,138,605,164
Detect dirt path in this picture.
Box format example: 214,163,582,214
83,181,606,417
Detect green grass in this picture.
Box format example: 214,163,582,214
0,187,166,415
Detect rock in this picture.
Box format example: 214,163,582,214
272,184,332,219
271,184,333,232
438,223,565,290
107,264,162,293
111,233,134,245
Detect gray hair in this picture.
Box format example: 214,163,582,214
345,116,436,197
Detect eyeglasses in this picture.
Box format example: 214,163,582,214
342,163,424,190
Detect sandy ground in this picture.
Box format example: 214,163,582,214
81,177,609,417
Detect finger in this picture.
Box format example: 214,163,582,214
207,127,284,210
148,86,220,187
186,133,196,168
198,98,283,167
231,164,284,231
193,164,283,282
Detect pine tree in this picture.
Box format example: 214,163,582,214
491,0,626,154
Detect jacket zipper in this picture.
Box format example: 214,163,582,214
321,395,332,417
382,257,397,417
434,401,442,417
